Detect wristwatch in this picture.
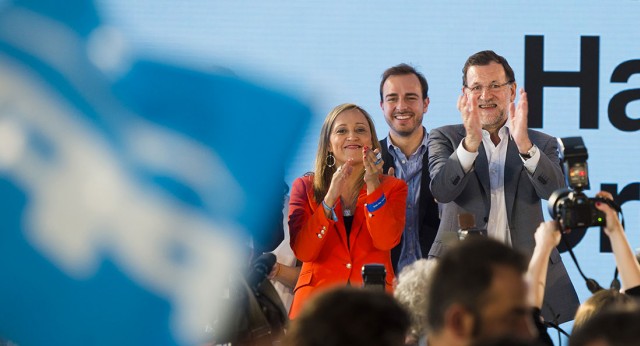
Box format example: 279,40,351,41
519,144,537,160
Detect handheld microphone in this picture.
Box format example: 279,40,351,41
457,213,487,241
247,253,277,293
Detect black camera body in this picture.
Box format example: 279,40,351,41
548,189,606,229
547,137,607,230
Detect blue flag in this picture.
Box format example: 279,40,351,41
0,0,310,345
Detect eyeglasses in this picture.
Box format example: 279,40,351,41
464,81,513,95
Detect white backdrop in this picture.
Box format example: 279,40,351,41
97,0,640,341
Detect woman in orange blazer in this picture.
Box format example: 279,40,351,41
288,103,407,318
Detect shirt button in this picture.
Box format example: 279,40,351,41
320,229,325,235
346,263,352,269
401,160,406,164
317,233,323,239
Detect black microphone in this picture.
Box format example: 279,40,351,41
362,263,386,292
247,253,277,293
586,278,604,294
611,267,621,291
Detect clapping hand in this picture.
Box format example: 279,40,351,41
363,146,382,194
458,92,482,153
509,88,533,153
324,158,354,209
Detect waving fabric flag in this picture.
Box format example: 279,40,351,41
0,0,311,345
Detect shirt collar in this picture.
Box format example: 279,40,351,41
482,120,511,140
387,126,428,156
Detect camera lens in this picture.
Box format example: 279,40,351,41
548,188,572,220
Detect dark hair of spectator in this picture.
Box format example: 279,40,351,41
283,286,410,346
426,236,528,334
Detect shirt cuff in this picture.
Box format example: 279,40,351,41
456,140,479,173
522,145,540,174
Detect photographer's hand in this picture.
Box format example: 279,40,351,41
595,191,640,291
535,220,562,250
595,191,624,237
527,221,561,309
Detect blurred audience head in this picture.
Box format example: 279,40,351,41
426,236,535,346
570,306,640,346
283,286,410,346
393,258,438,345
470,335,548,346
572,288,639,332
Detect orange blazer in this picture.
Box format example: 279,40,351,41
287,174,407,318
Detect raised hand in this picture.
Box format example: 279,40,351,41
534,220,562,249
458,92,482,152
594,191,624,237
595,190,640,290
509,88,533,153
363,146,382,194
324,158,354,208
528,220,562,309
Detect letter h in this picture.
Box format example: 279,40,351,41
525,36,600,128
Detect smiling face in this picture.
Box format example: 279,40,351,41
464,62,516,133
381,74,428,138
328,108,373,166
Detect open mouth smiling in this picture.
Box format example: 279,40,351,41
394,112,413,120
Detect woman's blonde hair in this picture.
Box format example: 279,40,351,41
312,103,381,203
573,289,639,331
